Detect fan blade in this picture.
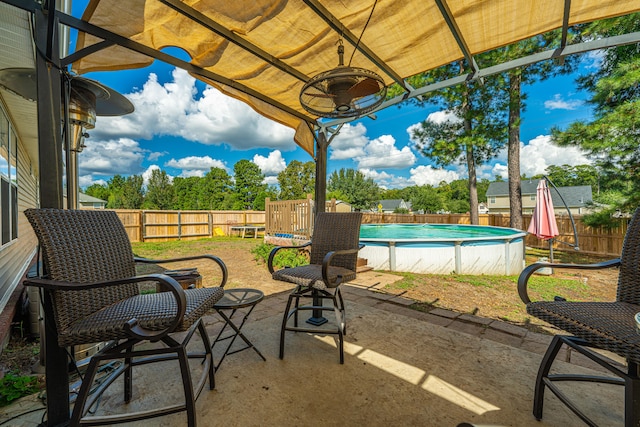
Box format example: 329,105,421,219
348,77,381,98
303,92,336,98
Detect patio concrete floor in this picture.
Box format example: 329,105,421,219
2,271,626,426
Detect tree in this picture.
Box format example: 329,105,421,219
409,61,507,224
252,186,278,211
552,14,640,222
201,167,234,209
379,188,404,200
408,185,443,213
277,160,315,200
327,168,380,211
121,175,144,209
534,165,599,189
84,182,110,203
105,175,127,208
172,176,202,210
144,169,174,209
233,160,266,210
492,33,578,230
438,179,471,213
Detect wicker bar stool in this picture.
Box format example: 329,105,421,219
24,209,227,426
518,207,640,426
268,212,363,364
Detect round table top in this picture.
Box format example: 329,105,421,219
214,288,264,309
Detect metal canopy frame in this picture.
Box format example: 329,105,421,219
2,2,640,424
20,2,638,122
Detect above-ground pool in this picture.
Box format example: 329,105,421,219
359,224,527,275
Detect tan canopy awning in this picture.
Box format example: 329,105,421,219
72,0,640,156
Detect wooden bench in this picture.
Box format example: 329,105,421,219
230,225,265,238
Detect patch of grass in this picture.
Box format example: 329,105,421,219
410,301,438,312
250,243,309,269
446,274,511,289
525,274,590,301
131,238,234,258
388,272,419,290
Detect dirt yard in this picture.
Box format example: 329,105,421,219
130,238,619,327
1,237,619,376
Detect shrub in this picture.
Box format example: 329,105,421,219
251,243,309,269
0,371,39,406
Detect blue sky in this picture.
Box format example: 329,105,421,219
70,3,598,191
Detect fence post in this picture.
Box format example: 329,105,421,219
142,211,146,242
307,194,313,237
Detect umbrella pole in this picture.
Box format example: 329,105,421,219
549,239,554,264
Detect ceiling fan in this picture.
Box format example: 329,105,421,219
299,41,386,119
299,0,386,119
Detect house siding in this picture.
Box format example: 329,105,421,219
0,116,38,321
486,181,593,215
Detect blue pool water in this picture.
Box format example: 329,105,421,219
360,223,518,241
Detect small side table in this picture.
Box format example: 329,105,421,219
212,288,266,370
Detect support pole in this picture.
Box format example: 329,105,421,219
35,3,70,425
314,130,328,215
307,128,331,325
36,8,64,209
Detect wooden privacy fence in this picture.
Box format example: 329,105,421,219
264,195,337,240
361,212,628,257
113,209,265,242
112,206,628,257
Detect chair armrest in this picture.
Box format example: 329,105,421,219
267,241,312,273
135,254,228,288
24,274,187,341
321,244,365,287
517,258,621,304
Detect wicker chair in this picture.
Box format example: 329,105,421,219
23,209,227,426
268,212,363,364
518,207,640,426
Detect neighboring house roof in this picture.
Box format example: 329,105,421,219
378,199,410,211
78,193,107,205
486,181,593,208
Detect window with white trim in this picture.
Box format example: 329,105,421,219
0,106,18,247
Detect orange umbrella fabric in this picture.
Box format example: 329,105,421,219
528,179,559,240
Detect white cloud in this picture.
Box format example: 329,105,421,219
91,68,297,151
409,165,460,186
490,134,591,179
253,150,286,176
330,123,369,160
165,155,227,177
79,175,105,188
582,50,604,70
329,124,416,169
148,151,167,162
544,94,582,110
141,165,173,186
426,110,461,124
490,163,509,180
357,135,417,169
263,175,279,185
79,137,146,176
360,168,411,189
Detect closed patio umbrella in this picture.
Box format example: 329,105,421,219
528,179,560,262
